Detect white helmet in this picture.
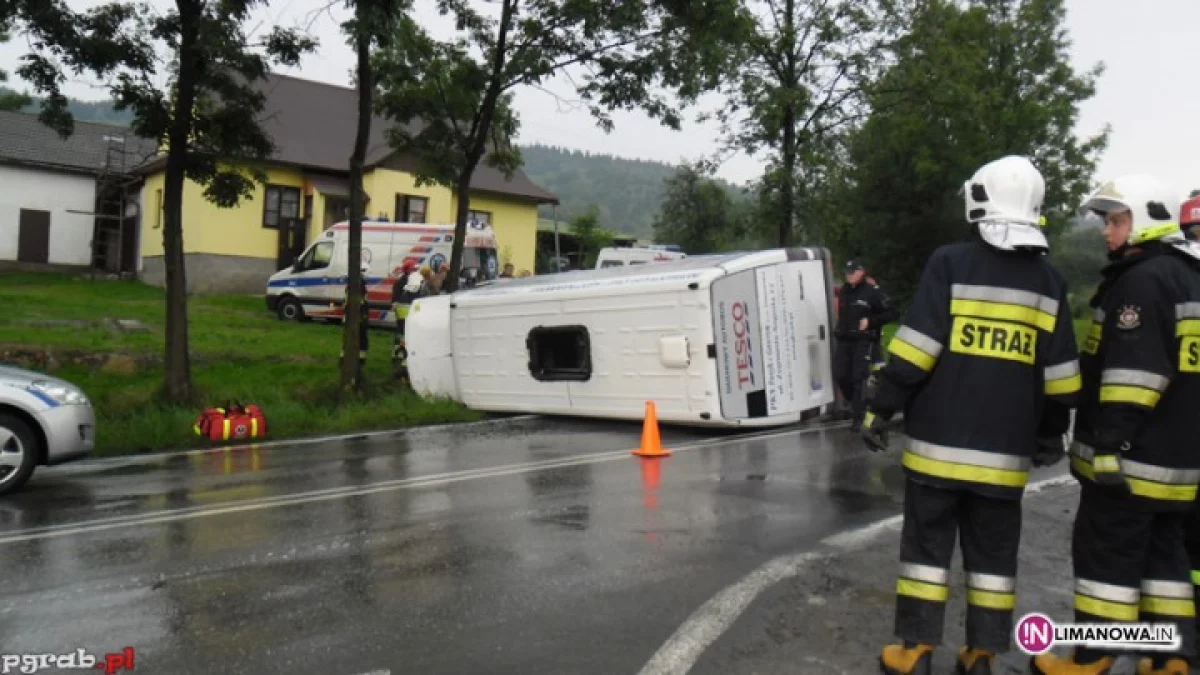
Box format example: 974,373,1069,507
963,155,1048,251
1078,174,1183,247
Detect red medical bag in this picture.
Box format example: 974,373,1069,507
193,402,268,441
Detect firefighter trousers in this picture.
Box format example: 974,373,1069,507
1071,484,1196,662
894,478,1020,653
1185,499,1200,636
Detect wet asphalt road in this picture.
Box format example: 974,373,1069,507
0,415,910,674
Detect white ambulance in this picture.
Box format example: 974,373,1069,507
594,246,686,269
265,220,499,326
406,247,839,428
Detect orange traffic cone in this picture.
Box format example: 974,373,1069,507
633,400,671,457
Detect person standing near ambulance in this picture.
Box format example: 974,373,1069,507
1033,176,1200,675
834,260,895,425
859,156,1081,675
391,260,425,381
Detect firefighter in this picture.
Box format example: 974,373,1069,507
860,155,1081,675
834,260,895,425
1182,192,1200,241
391,260,424,381
340,260,371,366
1032,175,1200,675
1182,192,1200,649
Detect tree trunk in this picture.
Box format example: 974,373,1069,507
445,176,474,294
445,0,515,292
162,0,200,404
779,0,797,248
780,109,797,248
340,5,372,394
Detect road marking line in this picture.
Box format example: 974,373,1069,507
637,472,1077,675
0,421,849,546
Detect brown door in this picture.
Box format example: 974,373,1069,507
276,217,307,270
18,209,51,264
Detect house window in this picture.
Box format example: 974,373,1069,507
395,194,428,223
154,189,162,229
526,326,592,382
264,185,301,229
468,210,492,228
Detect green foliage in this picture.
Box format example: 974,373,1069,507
652,163,755,253
523,144,737,241
10,0,316,205
5,86,133,123
373,0,743,289
698,0,889,247
8,0,317,403
838,0,1108,306
0,272,481,456
0,26,32,111
569,205,615,268
1049,220,1108,313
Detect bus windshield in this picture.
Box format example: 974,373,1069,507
464,247,499,280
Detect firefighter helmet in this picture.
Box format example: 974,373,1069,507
1078,174,1183,246
962,155,1048,251
1182,195,1200,240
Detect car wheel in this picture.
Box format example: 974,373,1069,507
277,296,305,321
0,413,39,496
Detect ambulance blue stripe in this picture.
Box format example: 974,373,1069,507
268,276,385,289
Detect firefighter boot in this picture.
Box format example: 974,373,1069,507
879,643,933,675
1029,651,1115,674
956,647,994,675
1135,657,1189,675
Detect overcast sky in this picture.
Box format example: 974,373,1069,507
3,0,1198,200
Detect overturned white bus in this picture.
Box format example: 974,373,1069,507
405,248,839,428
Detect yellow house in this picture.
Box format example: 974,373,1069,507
135,73,558,293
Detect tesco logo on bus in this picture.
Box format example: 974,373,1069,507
732,301,756,388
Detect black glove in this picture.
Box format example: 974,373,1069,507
860,410,892,453
1032,435,1066,467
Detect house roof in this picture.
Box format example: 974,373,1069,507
0,110,160,177
135,72,559,204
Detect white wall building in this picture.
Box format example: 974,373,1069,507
0,111,157,272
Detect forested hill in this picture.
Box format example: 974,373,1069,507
519,144,682,239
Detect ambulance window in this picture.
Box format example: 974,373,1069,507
630,260,648,265
600,260,624,268
301,241,334,270
527,326,592,382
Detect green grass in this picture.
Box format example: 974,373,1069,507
0,271,482,456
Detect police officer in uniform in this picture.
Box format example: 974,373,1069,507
860,156,1081,675
835,261,895,425
1032,175,1200,675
